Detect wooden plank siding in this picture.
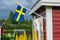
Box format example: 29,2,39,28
43,19,46,40
52,6,60,40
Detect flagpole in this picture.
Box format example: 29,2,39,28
16,2,46,19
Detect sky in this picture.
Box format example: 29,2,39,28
0,0,38,20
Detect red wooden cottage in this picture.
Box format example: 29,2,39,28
29,0,60,40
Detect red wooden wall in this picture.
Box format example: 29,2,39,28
1,27,4,35
43,19,46,40
52,6,60,40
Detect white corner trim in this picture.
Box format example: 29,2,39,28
42,2,60,6
46,6,53,40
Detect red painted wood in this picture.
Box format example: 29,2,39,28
53,26,60,28
43,19,46,40
53,18,60,20
52,6,60,40
53,38,60,40
54,34,60,37
1,27,4,35
53,29,60,32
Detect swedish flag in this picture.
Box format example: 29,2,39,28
13,5,26,23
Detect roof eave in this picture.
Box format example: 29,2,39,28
42,2,60,6
29,0,42,15
29,1,60,15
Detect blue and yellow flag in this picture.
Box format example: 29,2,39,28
13,5,26,23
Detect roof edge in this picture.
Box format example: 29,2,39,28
29,0,42,15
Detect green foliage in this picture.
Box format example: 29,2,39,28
1,34,14,40
1,11,32,40
0,11,32,33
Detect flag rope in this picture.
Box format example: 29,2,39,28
16,2,46,19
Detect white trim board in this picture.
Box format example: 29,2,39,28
42,2,60,6
46,6,53,40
